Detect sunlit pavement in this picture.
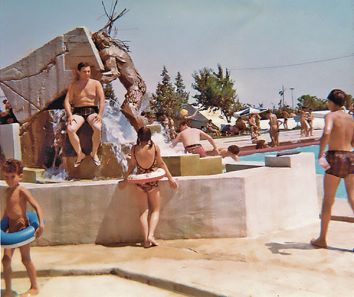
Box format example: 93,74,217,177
2,219,353,297
201,128,322,151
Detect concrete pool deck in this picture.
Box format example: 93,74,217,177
2,218,353,297
200,128,323,151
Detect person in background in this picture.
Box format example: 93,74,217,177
299,108,310,137
171,121,219,158
206,119,221,137
282,109,290,130
307,109,314,136
266,110,280,147
0,99,18,125
248,114,259,143
207,145,240,161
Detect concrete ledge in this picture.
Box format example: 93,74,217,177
225,161,264,172
0,123,21,160
0,153,319,245
265,152,309,168
162,154,200,176
198,156,222,175
162,154,223,176
23,168,45,183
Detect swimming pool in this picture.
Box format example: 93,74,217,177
240,145,347,199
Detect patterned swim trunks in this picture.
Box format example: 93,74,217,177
325,150,354,178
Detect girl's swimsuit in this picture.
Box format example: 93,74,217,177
133,144,159,193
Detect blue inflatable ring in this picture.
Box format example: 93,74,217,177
1,212,40,249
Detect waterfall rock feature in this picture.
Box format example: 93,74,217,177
0,27,104,123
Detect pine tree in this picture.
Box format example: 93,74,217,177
192,64,240,122
151,66,179,117
175,72,189,105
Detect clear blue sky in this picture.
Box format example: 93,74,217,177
1,0,353,108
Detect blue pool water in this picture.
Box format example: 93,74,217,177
240,145,347,199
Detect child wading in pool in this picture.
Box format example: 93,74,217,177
1,159,44,297
119,127,177,247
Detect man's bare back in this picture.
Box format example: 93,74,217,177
325,110,354,151
171,122,219,157
176,127,205,147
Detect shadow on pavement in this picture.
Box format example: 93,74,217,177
265,241,353,255
98,242,142,248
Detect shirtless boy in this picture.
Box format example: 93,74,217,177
311,89,354,248
2,159,44,297
266,110,280,147
64,62,105,167
207,145,240,161
171,121,219,157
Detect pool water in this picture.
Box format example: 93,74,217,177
240,145,347,199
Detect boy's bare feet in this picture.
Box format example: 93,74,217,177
148,236,159,247
3,290,15,297
20,288,39,296
311,237,327,248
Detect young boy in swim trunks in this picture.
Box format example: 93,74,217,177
1,159,44,297
311,89,354,249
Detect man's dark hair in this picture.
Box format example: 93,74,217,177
228,145,240,155
179,121,188,127
327,89,347,107
77,62,91,71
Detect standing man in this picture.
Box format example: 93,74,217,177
171,121,219,157
311,89,354,248
248,114,259,143
282,109,289,130
266,110,280,147
64,62,105,167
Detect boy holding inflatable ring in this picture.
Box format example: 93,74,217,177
1,159,44,297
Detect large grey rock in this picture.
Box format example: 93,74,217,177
0,27,104,123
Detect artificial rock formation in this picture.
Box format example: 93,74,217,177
0,27,104,123
92,31,146,131
1,26,147,179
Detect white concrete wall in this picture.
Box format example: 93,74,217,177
0,153,319,245
0,123,21,160
244,153,319,236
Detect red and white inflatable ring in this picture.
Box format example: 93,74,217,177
127,168,166,184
